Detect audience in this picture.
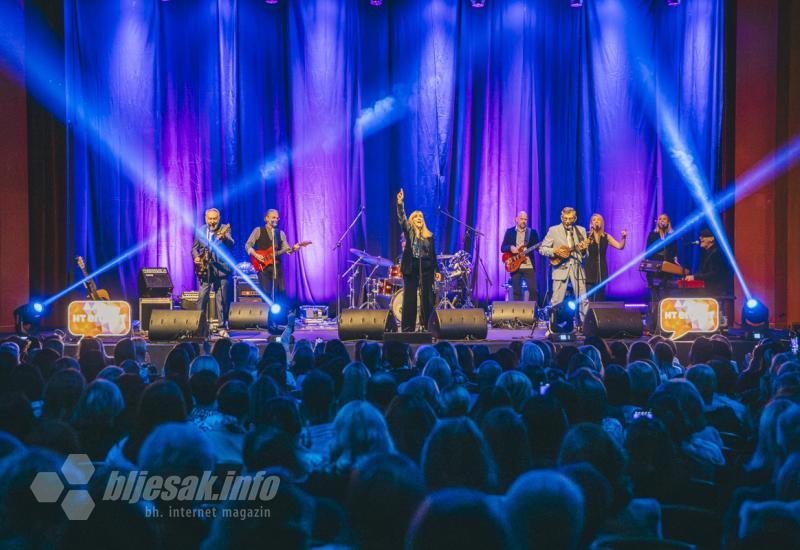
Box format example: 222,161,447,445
0,329,796,549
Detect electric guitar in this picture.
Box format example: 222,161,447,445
75,256,111,301
251,240,312,272
194,223,231,280
502,242,542,273
549,235,592,267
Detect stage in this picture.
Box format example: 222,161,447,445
53,321,764,373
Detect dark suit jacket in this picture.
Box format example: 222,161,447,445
192,224,235,278
397,204,438,277
695,245,732,295
500,227,539,270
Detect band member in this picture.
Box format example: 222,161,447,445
646,213,679,264
586,213,627,301
192,208,234,331
539,207,590,320
500,211,539,302
396,188,438,332
245,209,300,303
684,229,733,295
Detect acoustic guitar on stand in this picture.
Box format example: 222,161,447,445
75,256,111,301
250,241,312,272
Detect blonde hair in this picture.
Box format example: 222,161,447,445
655,213,673,234
409,210,433,239
590,213,605,235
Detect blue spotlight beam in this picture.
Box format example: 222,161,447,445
44,234,161,306
579,132,800,302
619,0,750,299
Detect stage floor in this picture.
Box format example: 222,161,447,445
54,322,762,372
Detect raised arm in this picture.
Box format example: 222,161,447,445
608,229,627,250
396,188,410,233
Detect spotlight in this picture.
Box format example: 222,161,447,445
742,298,769,331
469,0,486,8
265,0,279,4
270,303,282,315
13,302,47,336
549,301,577,341
666,0,680,6
570,0,584,7
370,0,383,5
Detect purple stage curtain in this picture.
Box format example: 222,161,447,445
64,0,723,307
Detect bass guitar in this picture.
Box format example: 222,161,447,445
549,236,592,267
75,256,111,300
194,223,231,280
250,240,312,272
502,242,542,273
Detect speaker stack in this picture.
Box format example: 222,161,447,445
337,309,393,341
490,301,537,328
583,305,643,338
430,309,488,340
148,310,207,341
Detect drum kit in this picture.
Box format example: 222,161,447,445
344,247,475,323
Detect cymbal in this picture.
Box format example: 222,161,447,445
349,249,394,267
437,254,455,260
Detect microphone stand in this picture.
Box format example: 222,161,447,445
334,206,365,318
438,207,488,306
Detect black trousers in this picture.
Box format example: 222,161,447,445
401,266,435,332
511,268,538,303
198,275,230,324
258,266,285,304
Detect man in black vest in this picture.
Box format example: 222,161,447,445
192,208,234,333
500,211,539,303
245,209,299,304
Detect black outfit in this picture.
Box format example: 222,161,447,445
586,233,609,301
192,223,235,324
500,226,539,302
397,203,438,332
644,230,679,332
245,225,290,303
694,244,733,296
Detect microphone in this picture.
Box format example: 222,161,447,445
689,240,700,245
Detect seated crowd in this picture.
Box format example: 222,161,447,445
0,331,799,549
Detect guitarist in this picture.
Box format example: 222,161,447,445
539,207,590,321
192,208,235,333
500,211,539,303
245,209,300,304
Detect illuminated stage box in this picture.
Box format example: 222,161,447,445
68,301,132,337
659,297,720,340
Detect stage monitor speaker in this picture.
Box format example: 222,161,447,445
491,301,537,328
228,302,270,330
430,309,488,340
138,268,173,298
583,307,643,339
586,301,625,309
148,310,207,341
338,309,392,341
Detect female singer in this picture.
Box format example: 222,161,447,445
646,213,679,264
585,213,627,301
396,188,438,332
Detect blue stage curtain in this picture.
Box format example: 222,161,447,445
64,0,723,305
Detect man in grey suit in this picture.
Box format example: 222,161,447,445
539,207,591,321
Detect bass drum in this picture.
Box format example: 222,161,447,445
390,289,422,328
